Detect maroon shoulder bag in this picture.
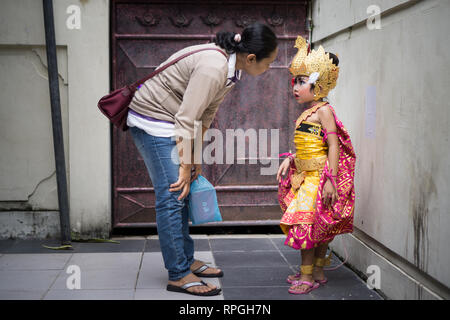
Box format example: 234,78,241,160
97,48,227,131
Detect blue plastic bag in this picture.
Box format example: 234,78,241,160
188,175,222,225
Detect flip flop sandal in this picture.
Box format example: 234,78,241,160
286,272,301,284
166,280,221,296
315,277,328,285
288,280,320,295
192,264,224,278
288,274,328,285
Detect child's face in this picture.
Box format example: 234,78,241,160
292,76,315,103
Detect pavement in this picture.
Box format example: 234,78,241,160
0,234,383,300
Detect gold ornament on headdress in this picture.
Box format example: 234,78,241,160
289,36,339,100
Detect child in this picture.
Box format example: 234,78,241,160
277,36,356,294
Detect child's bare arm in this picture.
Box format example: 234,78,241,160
318,106,339,174
318,106,340,205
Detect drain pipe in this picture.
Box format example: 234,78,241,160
307,0,313,47
42,0,71,245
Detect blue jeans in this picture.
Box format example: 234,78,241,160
130,126,194,281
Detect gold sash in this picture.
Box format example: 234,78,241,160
291,155,328,190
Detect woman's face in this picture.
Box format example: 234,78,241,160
293,76,315,103
241,48,278,76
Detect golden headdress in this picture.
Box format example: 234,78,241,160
289,36,339,100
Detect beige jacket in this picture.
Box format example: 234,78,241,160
129,43,235,139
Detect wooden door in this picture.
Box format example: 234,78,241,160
111,0,308,228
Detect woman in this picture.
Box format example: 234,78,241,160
127,22,278,296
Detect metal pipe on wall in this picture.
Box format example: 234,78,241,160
42,0,71,245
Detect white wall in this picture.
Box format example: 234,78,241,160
0,0,111,238
311,0,450,297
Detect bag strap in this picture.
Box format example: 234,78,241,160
131,48,227,90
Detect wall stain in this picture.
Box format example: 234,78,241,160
410,164,436,276
410,165,436,299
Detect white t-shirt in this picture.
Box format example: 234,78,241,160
127,110,175,137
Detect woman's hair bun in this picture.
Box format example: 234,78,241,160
213,31,241,54
213,22,277,61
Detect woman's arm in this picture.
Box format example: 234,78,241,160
170,61,226,198
190,125,209,182
174,61,226,142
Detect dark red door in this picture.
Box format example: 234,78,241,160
112,0,308,228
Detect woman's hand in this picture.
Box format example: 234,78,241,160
191,164,202,182
169,164,192,201
322,179,338,207
277,158,292,183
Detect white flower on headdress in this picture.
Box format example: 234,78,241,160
308,72,320,84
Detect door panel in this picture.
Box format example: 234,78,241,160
112,0,308,227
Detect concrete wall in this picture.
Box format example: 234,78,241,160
0,0,111,239
311,0,450,299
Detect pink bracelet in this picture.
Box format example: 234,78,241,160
324,168,338,189
279,152,295,161
322,129,338,143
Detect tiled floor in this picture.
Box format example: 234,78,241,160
0,235,383,300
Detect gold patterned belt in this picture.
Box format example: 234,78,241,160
291,155,328,190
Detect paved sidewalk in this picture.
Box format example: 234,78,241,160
0,235,382,300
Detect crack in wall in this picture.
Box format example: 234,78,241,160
27,170,56,202
28,48,67,84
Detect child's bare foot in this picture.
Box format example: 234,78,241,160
313,266,328,284
288,267,327,284
167,273,218,295
286,272,301,283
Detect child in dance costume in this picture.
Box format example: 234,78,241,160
277,36,356,294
